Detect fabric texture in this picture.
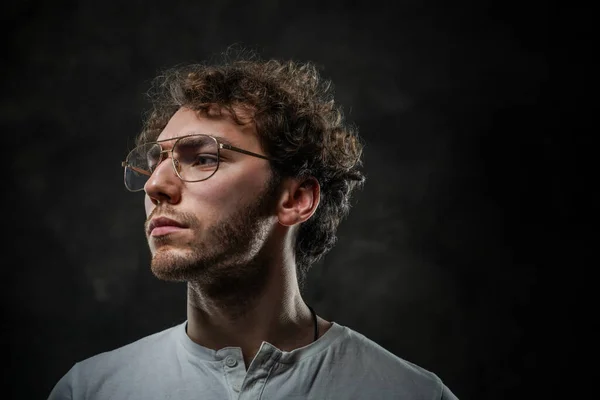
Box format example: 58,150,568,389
48,321,458,400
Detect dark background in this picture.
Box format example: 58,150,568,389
3,1,591,399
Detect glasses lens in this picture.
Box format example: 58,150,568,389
123,135,220,192
124,143,161,191
174,135,219,182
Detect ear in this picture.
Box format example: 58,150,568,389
277,177,320,227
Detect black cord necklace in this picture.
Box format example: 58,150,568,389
307,304,319,342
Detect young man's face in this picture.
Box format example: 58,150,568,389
143,107,278,283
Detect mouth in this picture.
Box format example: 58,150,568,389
147,216,187,237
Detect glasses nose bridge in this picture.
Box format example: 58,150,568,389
157,145,178,164
150,145,180,178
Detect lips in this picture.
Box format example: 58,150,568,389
147,216,187,237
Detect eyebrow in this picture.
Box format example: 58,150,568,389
212,135,237,147
154,134,238,147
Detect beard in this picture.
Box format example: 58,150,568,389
145,176,279,301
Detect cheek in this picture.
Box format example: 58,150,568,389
187,180,237,208
187,168,268,209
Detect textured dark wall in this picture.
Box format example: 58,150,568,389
3,1,589,399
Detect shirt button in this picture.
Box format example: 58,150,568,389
225,356,237,367
232,384,241,392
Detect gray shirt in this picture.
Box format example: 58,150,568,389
48,321,458,399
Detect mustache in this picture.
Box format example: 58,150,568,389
145,205,200,232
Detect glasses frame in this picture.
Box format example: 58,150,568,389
121,133,272,192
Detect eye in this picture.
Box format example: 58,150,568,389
192,154,219,167
175,136,219,168
145,144,163,172
147,157,159,172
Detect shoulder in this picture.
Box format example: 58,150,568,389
335,325,435,377
76,324,181,378
77,322,182,374
47,322,184,400
331,324,458,399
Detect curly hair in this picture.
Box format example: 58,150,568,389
137,49,365,288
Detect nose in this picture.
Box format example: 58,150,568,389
143,156,181,206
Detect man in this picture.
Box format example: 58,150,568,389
48,50,458,399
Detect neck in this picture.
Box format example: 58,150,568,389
185,258,319,368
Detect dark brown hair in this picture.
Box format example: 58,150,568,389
137,48,365,287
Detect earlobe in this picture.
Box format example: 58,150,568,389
277,177,320,227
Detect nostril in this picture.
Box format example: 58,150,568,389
153,195,169,205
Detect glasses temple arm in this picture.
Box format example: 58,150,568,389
220,143,271,160
122,161,152,176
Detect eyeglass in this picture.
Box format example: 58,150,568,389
121,133,272,192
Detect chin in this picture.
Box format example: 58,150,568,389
149,246,203,282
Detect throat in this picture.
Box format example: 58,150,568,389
186,293,320,357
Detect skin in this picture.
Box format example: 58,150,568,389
143,107,332,369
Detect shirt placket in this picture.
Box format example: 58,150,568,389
238,343,279,400
218,349,246,398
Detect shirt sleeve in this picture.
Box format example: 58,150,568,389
47,364,76,400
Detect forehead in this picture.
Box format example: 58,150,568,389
157,107,257,145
